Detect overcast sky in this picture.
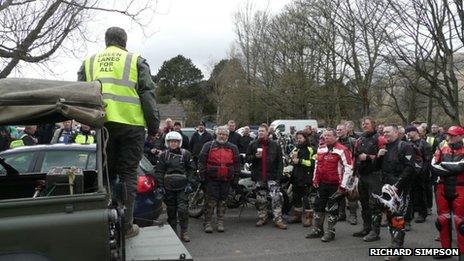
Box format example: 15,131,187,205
12,0,292,81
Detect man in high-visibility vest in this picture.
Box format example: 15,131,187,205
71,124,95,144
9,125,38,149
77,27,159,238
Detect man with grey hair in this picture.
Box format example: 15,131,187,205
198,126,240,233
78,27,159,238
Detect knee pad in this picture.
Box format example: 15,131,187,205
456,216,464,236
436,213,451,231
391,216,405,230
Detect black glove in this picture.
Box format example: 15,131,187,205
157,187,165,195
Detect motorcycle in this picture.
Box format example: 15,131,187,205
188,161,291,218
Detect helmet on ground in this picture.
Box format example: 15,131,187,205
165,131,183,148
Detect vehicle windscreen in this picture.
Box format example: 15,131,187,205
41,150,94,173
0,152,34,175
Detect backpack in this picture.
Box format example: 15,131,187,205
398,141,424,175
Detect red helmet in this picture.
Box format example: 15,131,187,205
446,125,464,136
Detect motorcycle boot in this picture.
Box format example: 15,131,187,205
204,197,215,233
303,209,313,227
321,214,337,242
287,208,303,224
306,212,325,238
348,200,358,225
384,229,405,261
217,200,226,232
363,214,381,242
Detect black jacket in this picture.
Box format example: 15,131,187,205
290,144,316,186
77,45,160,135
354,131,382,175
189,131,213,158
228,131,242,150
379,139,415,192
246,139,283,182
155,148,196,188
239,135,253,154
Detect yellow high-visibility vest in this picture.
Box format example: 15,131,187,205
74,134,94,144
9,134,27,149
84,46,146,127
426,136,435,147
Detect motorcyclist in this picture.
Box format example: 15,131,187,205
246,123,287,229
198,126,240,233
431,125,464,259
287,131,316,227
336,123,359,225
376,124,415,261
352,117,386,242
155,131,196,242
306,128,353,242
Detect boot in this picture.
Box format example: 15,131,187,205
385,229,405,260
306,212,325,238
180,231,190,242
217,200,226,232
353,210,371,237
363,214,381,242
321,214,337,242
353,226,371,237
256,219,267,227
204,198,215,233
414,215,426,223
125,224,140,239
303,210,313,227
347,200,358,225
274,220,287,230
287,209,302,224
338,199,346,221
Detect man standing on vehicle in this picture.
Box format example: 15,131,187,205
198,126,240,233
78,27,159,238
246,123,287,229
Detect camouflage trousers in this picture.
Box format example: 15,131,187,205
255,180,283,223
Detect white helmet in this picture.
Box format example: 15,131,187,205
372,184,404,214
165,131,183,148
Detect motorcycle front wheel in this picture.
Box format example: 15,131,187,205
188,187,205,218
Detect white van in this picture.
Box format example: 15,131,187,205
270,119,318,134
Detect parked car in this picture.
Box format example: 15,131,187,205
0,143,162,227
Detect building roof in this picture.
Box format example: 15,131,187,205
157,99,187,120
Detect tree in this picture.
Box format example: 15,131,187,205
153,55,204,103
0,0,157,78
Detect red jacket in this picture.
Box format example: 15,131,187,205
313,142,353,188
431,142,464,185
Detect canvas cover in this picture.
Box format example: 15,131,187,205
0,78,105,127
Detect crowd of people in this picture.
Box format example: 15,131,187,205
146,116,462,261
1,112,463,259
0,121,96,151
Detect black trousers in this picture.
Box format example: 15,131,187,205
314,183,340,215
205,180,230,201
358,171,382,229
106,122,145,230
407,173,427,220
292,185,311,211
164,189,189,232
